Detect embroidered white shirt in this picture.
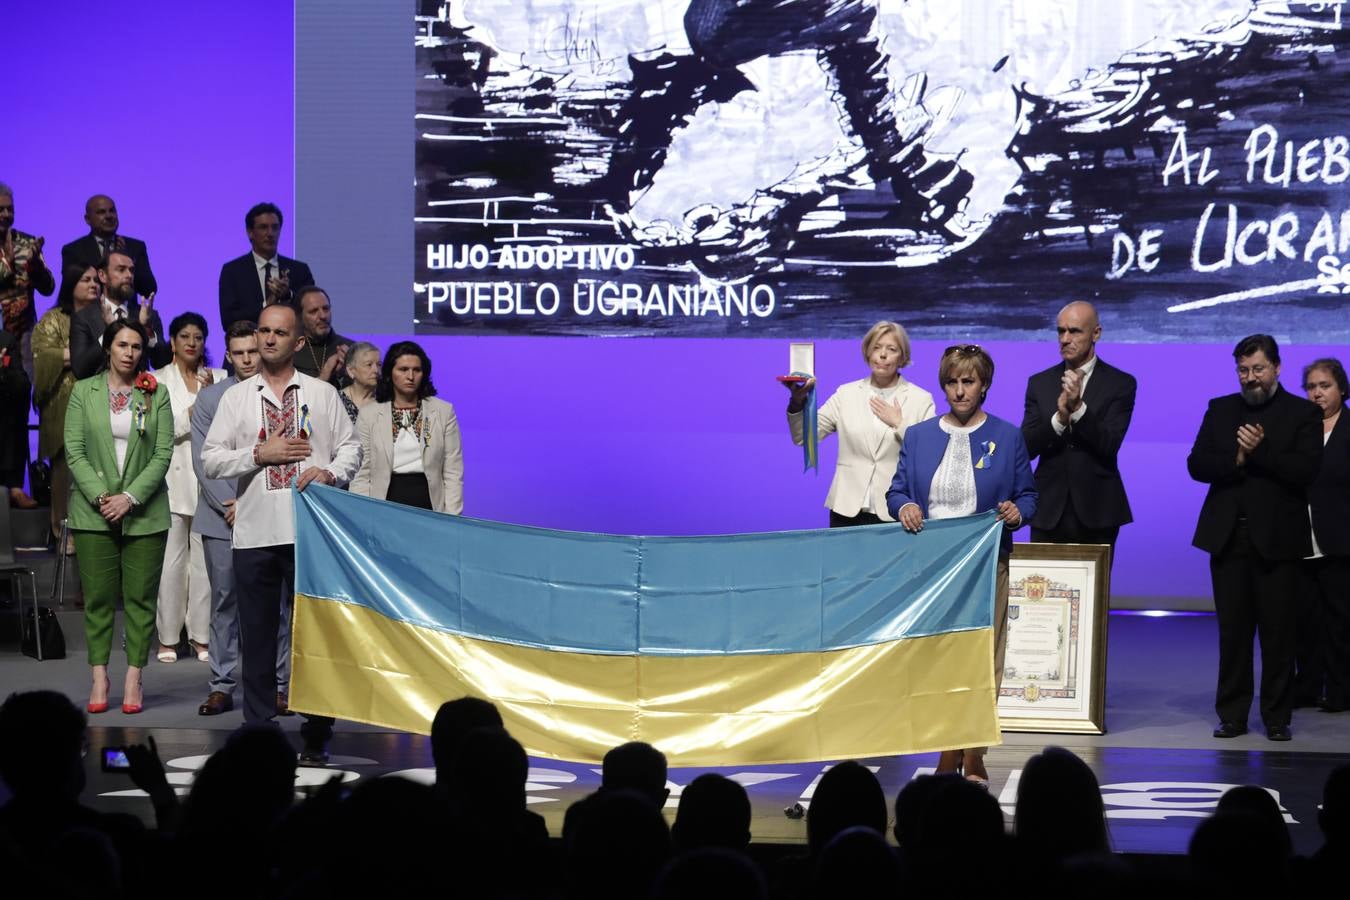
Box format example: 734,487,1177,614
928,417,980,520
201,370,361,549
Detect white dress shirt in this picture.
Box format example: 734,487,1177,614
1050,354,1097,435
253,252,280,302
102,296,129,322
100,296,160,349
201,369,361,549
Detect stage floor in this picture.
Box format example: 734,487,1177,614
2,611,1346,855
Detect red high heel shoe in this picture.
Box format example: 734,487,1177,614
88,677,111,714
122,677,144,714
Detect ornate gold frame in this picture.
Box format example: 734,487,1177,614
998,542,1111,734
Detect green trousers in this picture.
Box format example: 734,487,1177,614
73,529,168,667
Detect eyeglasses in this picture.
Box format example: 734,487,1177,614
944,344,982,355
1236,364,1270,377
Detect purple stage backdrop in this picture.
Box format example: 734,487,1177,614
11,3,1336,605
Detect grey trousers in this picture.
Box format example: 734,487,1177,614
202,534,292,695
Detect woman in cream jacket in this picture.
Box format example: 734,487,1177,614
787,321,935,525
351,341,463,513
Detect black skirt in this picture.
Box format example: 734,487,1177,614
386,472,433,510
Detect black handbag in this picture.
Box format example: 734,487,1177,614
21,606,66,660
27,458,52,507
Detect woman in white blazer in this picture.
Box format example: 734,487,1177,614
351,341,463,513
787,321,935,525
155,312,227,662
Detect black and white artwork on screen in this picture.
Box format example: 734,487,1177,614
414,0,1350,340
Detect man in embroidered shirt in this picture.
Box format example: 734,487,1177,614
202,304,360,763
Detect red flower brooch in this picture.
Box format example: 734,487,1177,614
134,372,158,394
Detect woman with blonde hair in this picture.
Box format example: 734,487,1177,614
787,321,935,525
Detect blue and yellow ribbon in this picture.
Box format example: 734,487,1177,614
975,439,997,470
795,372,819,472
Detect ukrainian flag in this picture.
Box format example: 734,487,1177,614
289,486,1003,766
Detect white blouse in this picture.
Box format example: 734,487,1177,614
391,427,425,474
111,398,132,473
927,416,980,520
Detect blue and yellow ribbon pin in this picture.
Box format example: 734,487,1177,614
975,440,996,469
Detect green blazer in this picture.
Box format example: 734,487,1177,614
64,373,173,535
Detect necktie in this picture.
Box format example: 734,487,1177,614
263,262,274,302
116,306,126,320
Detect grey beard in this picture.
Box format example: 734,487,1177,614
1241,384,1272,406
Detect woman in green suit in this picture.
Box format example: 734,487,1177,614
65,318,172,714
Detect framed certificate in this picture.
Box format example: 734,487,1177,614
997,542,1111,734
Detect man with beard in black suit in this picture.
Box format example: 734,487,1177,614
1189,334,1322,742
69,250,171,378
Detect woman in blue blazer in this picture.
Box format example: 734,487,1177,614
887,344,1037,785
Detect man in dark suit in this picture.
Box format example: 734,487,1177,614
217,202,314,332
70,250,171,378
60,195,157,299
1022,301,1136,554
1188,334,1323,742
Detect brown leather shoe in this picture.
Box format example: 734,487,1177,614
8,488,38,509
198,691,234,716
276,693,295,716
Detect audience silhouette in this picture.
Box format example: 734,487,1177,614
1015,745,1112,866
672,772,752,852
1,692,1341,899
